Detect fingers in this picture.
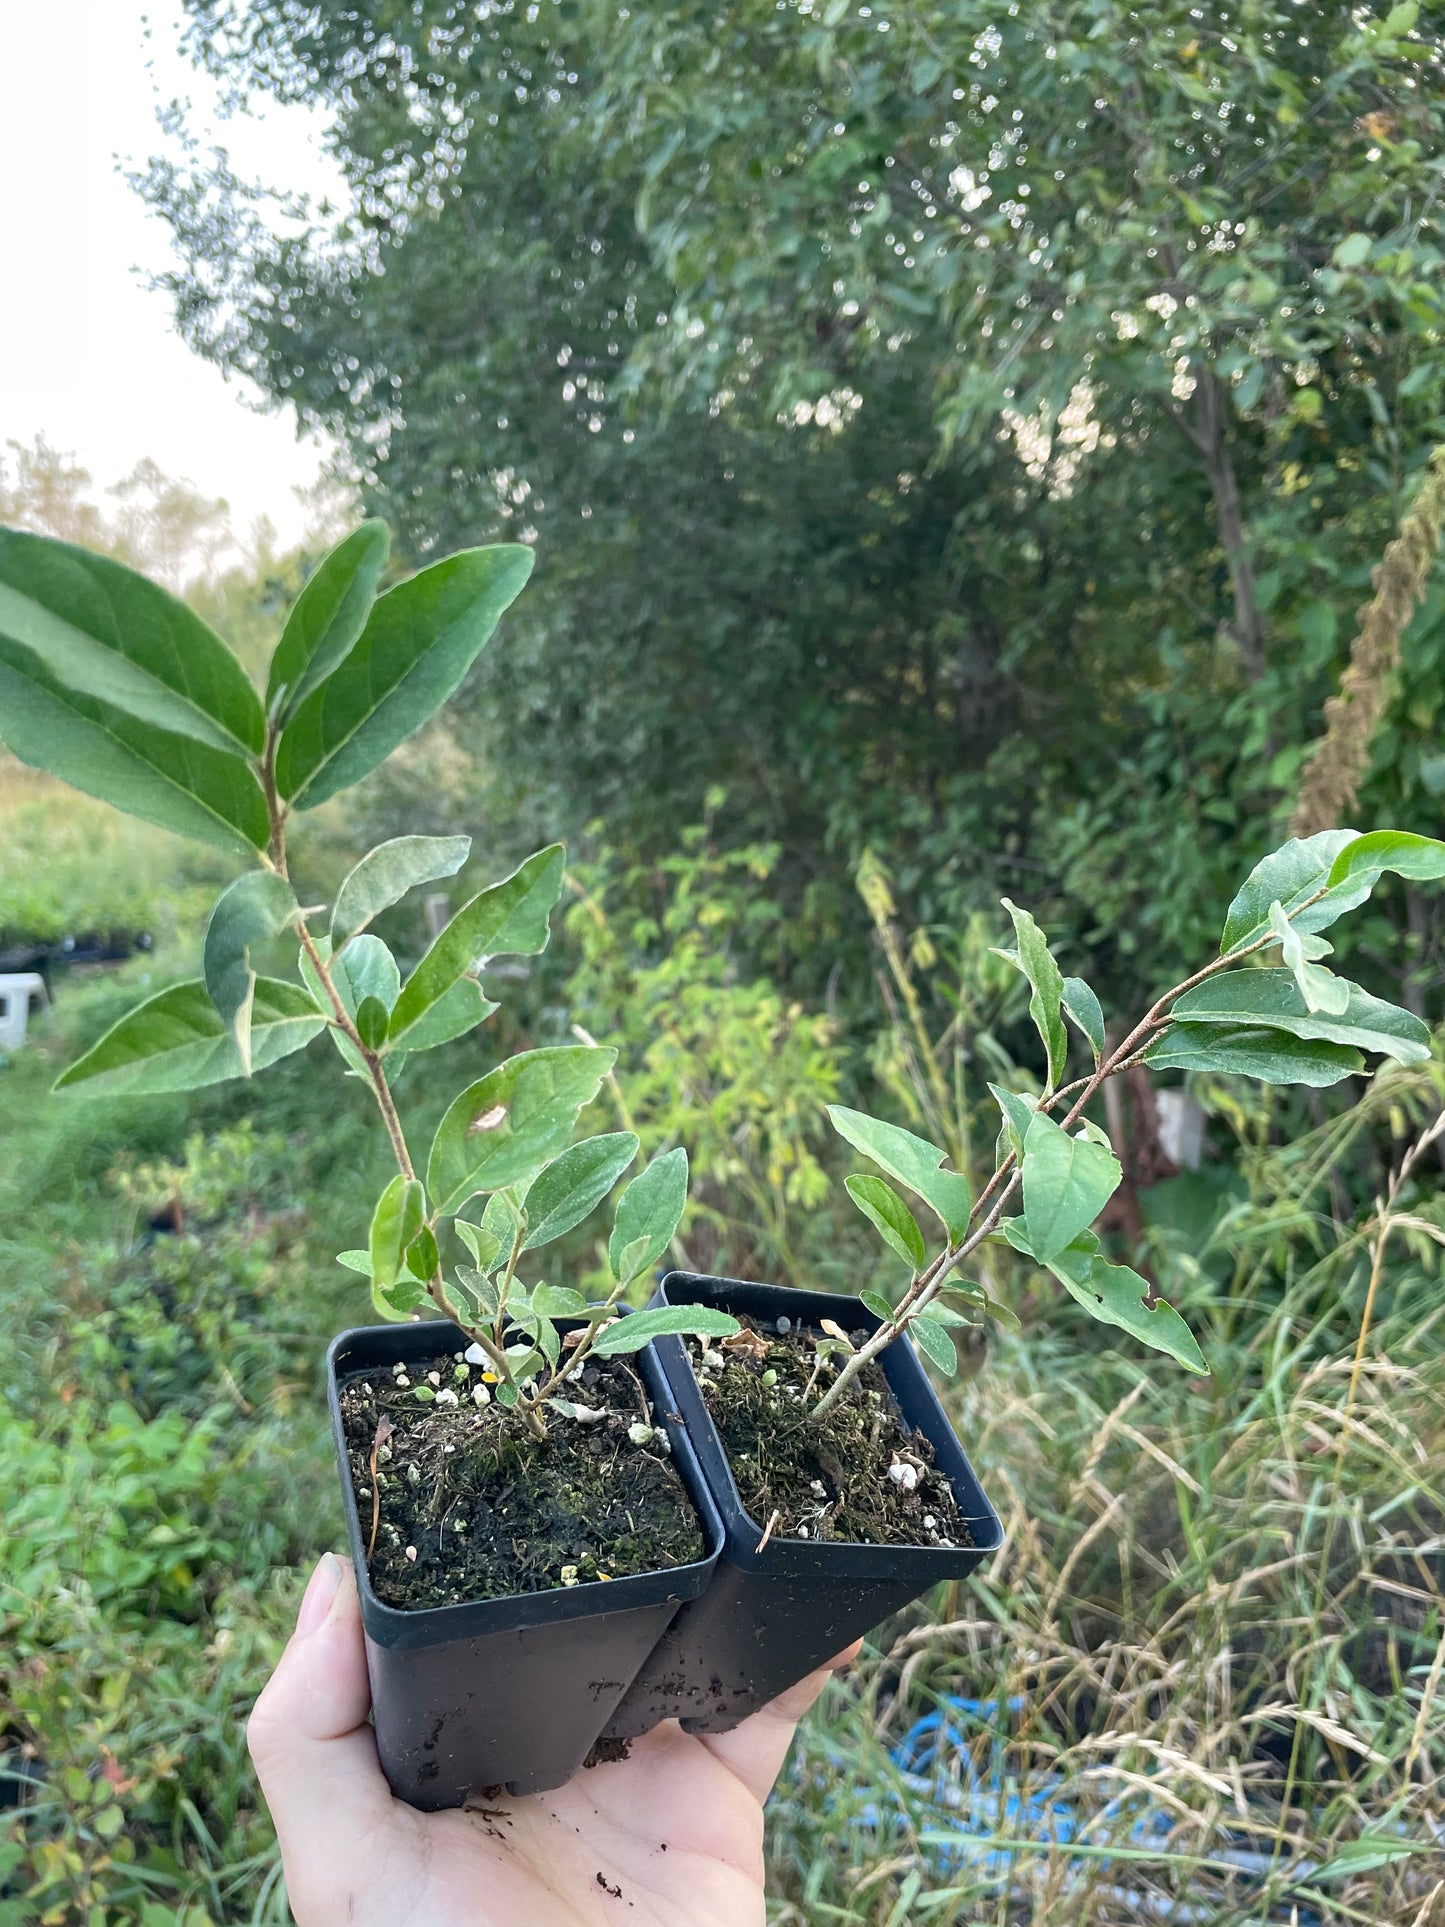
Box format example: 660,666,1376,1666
695,1641,862,1807
247,1556,395,1862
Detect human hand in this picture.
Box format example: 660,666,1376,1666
248,1553,858,1927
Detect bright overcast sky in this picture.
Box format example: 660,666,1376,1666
0,0,345,547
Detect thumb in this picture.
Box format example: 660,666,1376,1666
248,1555,395,1856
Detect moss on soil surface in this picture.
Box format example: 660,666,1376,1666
340,1350,704,1609
694,1317,969,1548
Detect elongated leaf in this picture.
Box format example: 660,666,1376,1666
54,978,324,1095
989,1082,1038,1161
370,1176,426,1293
1220,831,1368,953
336,1250,371,1273
0,526,264,752
0,639,268,856
338,934,402,1013
389,843,565,1044
405,1225,439,1281
827,1105,971,1239
1002,1220,1208,1374
1061,976,1105,1060
455,1221,503,1272
1325,829,1445,892
389,977,496,1055
1172,969,1429,1064
275,543,535,807
524,1133,640,1250
998,899,1068,1088
1268,900,1349,1016
910,1315,958,1376
427,1045,616,1217
203,872,300,1075
845,1174,927,1270
355,996,390,1050
1145,1023,1363,1085
860,1288,896,1324
331,832,471,948
609,1147,690,1282
592,1305,740,1355
1021,1110,1121,1263
267,520,390,722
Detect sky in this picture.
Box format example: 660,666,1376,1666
0,0,345,548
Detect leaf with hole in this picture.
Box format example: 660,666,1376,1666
826,1105,970,1239
592,1305,741,1355
845,1174,927,1270
389,843,565,1045
524,1133,639,1250
609,1147,689,1282
275,543,534,807
202,873,300,1075
331,833,471,947
1002,1220,1207,1373
427,1045,616,1216
267,520,391,723
1021,1111,1121,1263
54,978,324,1095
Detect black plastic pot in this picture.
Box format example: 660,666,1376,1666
602,1274,1004,1741
327,1319,724,1807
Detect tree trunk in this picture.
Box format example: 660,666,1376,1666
1193,368,1266,679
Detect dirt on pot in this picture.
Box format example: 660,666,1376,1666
692,1316,970,1549
339,1350,704,1609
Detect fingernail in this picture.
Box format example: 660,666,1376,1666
297,1553,343,1636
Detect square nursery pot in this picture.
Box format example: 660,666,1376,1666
602,1273,1004,1742
327,1318,724,1808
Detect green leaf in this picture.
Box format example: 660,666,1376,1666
1145,1023,1363,1085
533,1283,589,1317
910,1315,958,1376
1021,1111,1122,1263
455,1221,503,1271
267,520,391,723
389,843,565,1044
826,1105,971,1239
1325,829,1445,894
989,1082,1038,1161
369,1175,426,1293
427,1045,617,1216
524,1133,640,1250
1171,968,1429,1064
335,1250,372,1273
338,935,402,1013
373,1275,426,1322
405,1226,440,1281
608,1146,690,1282
1268,900,1349,1016
1220,831,1368,953
482,1188,524,1253
389,977,497,1055
0,639,269,857
591,1305,741,1355
355,995,390,1051
845,1173,927,1270
202,872,300,1075
1061,976,1105,1060
860,1288,896,1324
331,833,471,947
0,526,264,753
1002,1220,1208,1374
1332,232,1372,269
998,899,1068,1088
54,978,324,1095
274,543,535,807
